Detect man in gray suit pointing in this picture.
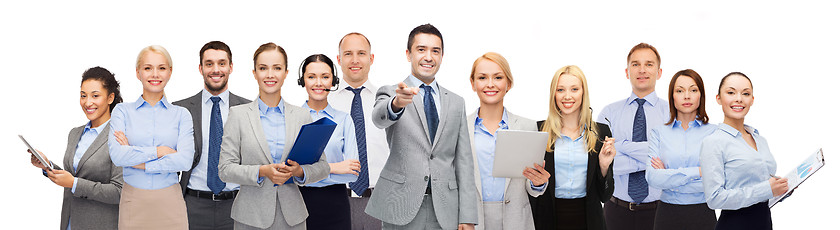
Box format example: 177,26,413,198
365,23,478,230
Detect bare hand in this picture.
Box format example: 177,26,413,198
598,137,616,176
285,159,305,178
156,146,176,158
132,163,146,170
29,149,49,170
47,170,75,188
650,157,666,169
391,82,419,111
260,164,292,184
769,177,789,197
458,223,475,230
114,131,130,146
330,159,361,175
523,161,550,187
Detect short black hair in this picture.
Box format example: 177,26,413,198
407,24,443,53
200,41,233,65
81,66,123,112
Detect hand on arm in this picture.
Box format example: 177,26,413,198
330,159,361,175
523,161,550,187
650,157,665,169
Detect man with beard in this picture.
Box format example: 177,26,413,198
174,41,251,230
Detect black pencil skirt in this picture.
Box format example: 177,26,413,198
299,184,352,230
653,201,716,230
554,198,587,230
715,201,772,230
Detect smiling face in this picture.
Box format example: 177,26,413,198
80,79,115,124
673,75,702,117
338,34,373,84
136,51,172,94
716,75,754,121
555,73,584,116
200,49,232,94
252,50,288,96
406,33,443,83
471,59,510,106
303,61,334,102
626,48,662,96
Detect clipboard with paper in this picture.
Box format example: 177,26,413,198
769,148,825,208
281,117,337,184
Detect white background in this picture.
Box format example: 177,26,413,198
1,0,837,228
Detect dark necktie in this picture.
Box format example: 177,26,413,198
208,96,226,194
628,98,648,203
347,87,370,196
421,84,439,144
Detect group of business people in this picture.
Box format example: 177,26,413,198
28,23,788,230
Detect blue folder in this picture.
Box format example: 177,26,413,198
282,117,337,184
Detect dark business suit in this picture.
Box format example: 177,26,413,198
57,123,124,230
173,91,250,230
529,122,614,230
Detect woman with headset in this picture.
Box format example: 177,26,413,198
295,54,360,230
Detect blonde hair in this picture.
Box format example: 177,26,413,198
136,45,173,69
469,52,514,88
541,65,598,153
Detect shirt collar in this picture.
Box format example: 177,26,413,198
85,119,111,134
340,77,377,94
133,95,172,109
202,88,230,105
408,74,439,93
301,101,337,119
718,123,759,137
671,119,702,129
626,91,660,107
257,97,285,115
473,108,509,129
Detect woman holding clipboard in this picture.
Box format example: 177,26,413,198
217,42,329,230
530,65,616,230
28,67,124,230
466,52,551,230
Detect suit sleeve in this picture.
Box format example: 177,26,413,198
218,108,262,186
372,85,400,129
594,122,615,203
73,159,124,205
456,109,479,224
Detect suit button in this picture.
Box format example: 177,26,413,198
430,155,435,160
505,200,510,204
424,176,429,181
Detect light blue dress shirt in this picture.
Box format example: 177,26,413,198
474,110,510,202
700,123,776,210
302,102,359,187
256,98,306,184
108,96,194,190
387,75,440,120
187,89,240,192
646,119,716,205
597,92,668,203
553,134,588,199
70,120,110,194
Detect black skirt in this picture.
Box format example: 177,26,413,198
716,201,772,230
299,184,351,230
554,198,586,230
653,202,716,230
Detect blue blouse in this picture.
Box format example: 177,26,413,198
301,102,359,187
646,119,716,205
553,133,588,199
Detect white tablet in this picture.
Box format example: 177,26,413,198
19,135,53,169
491,130,549,178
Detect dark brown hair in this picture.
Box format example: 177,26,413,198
200,41,232,65
81,66,123,112
407,24,443,53
717,72,753,95
666,69,708,125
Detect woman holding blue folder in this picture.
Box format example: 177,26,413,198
217,42,329,230
296,54,360,230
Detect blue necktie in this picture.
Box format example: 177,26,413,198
208,96,226,194
421,84,439,144
347,87,370,196
628,98,648,203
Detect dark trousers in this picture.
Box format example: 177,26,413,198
554,198,587,230
603,198,656,230
716,201,771,230
653,202,716,230
300,184,352,230
184,193,235,230
349,195,382,230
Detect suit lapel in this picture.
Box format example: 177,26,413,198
64,127,84,174
406,78,432,146
281,101,298,162
247,101,274,163
188,93,203,167
76,125,110,173
431,86,449,149
467,112,482,201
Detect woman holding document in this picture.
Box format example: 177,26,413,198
466,52,550,230
700,72,787,230
530,65,615,230
29,66,124,230
108,45,194,229
217,42,329,230
646,69,717,230
297,54,360,230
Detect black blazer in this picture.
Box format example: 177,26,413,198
173,91,251,193
530,121,614,230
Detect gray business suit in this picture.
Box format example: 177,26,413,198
58,123,124,230
467,110,544,230
218,100,330,229
366,77,478,229
174,91,250,194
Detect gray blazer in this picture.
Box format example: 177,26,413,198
218,100,330,229
365,77,478,228
59,123,123,230
173,91,250,193
467,110,544,230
